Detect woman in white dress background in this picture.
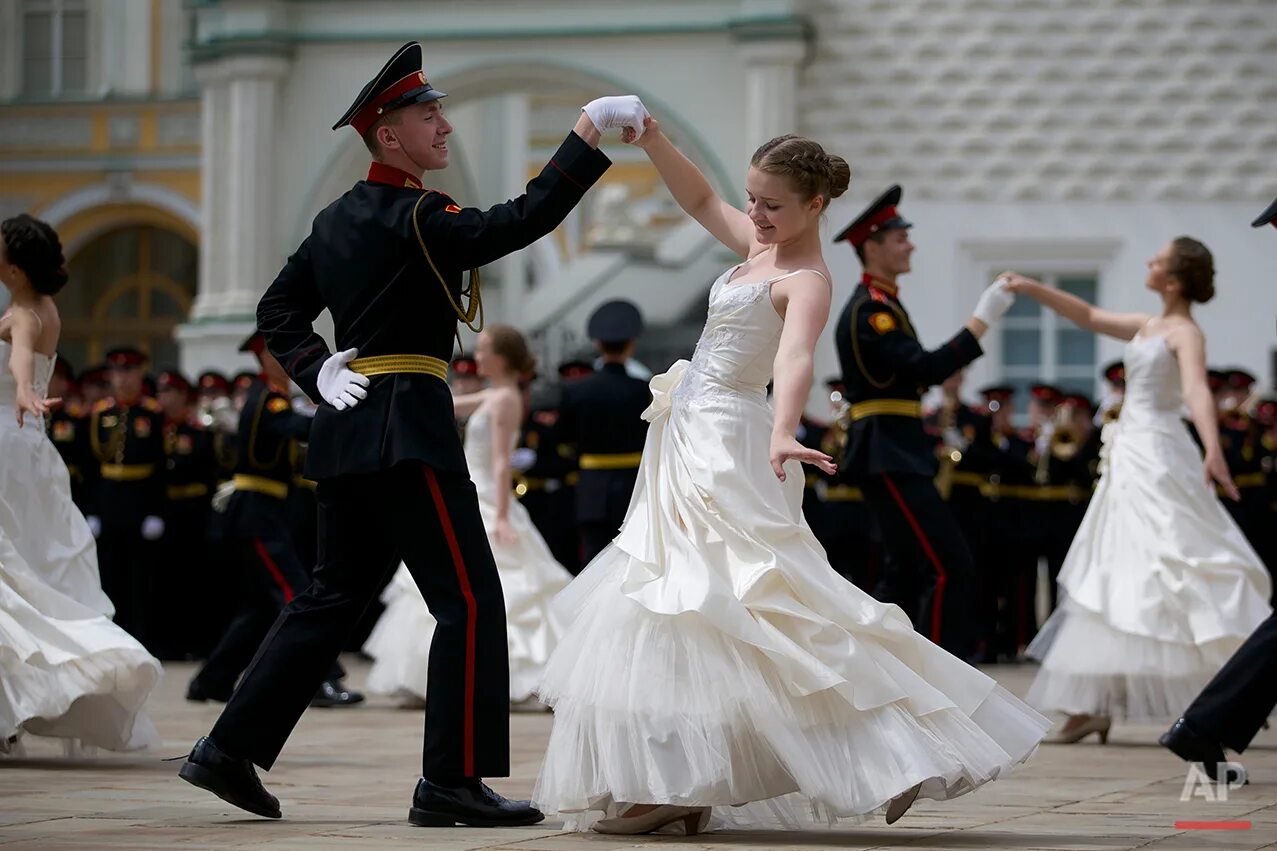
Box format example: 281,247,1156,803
0,214,161,754
1005,238,1271,743
364,325,572,707
532,113,1050,835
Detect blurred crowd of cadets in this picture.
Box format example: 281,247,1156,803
41,348,1277,666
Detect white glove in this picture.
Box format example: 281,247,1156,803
511,447,537,472
86,515,101,539
317,348,370,411
581,95,649,138
141,515,165,541
211,480,234,514
972,277,1015,326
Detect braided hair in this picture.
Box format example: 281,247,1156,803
750,135,851,207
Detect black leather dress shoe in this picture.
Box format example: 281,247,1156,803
1159,717,1226,781
185,680,232,703
409,777,545,827
178,736,281,818
310,679,365,708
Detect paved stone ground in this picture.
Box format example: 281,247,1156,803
1,660,1274,849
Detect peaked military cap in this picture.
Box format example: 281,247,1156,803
333,41,447,134
587,299,644,344
835,184,912,247
238,330,267,355
1101,360,1125,386
105,346,148,369
1251,197,1277,229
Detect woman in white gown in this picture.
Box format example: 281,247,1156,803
364,325,572,706
532,115,1051,835
1006,240,1271,742
0,214,160,753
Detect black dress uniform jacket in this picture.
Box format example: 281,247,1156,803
258,132,611,481
835,278,983,480
558,362,651,522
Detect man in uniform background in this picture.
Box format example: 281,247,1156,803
832,185,1015,659
558,300,652,564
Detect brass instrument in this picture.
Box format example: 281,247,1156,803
1035,403,1082,484
934,400,967,499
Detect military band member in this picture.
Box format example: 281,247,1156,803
558,300,652,564
153,370,217,659
78,364,109,405
1218,368,1272,580
1161,195,1277,782
449,354,484,397
87,346,166,647
515,380,581,573
832,185,1015,659
180,42,631,827
812,378,881,590
1095,360,1125,426
46,356,92,509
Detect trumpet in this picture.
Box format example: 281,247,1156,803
1035,403,1082,484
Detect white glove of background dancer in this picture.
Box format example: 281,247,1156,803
581,95,649,139
86,515,101,539
317,348,369,411
140,515,165,541
971,278,1016,326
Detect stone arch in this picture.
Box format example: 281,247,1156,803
36,182,200,256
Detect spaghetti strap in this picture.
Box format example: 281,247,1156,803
27,308,44,333
769,268,830,285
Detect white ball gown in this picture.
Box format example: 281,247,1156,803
0,338,161,752
532,267,1051,829
1027,332,1272,720
364,401,573,704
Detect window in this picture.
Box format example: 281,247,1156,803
20,0,88,98
999,272,1100,416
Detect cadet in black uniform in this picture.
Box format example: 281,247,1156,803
86,347,166,647
832,185,1015,659
558,300,652,563
179,42,629,827
186,333,361,706
516,370,582,573
46,357,93,510
1161,196,1277,782
153,370,216,660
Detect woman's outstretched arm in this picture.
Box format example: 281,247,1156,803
768,272,837,481
1003,273,1150,341
629,116,755,258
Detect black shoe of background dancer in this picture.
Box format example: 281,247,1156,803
409,777,545,827
1159,717,1230,782
178,736,282,818
185,679,232,703
310,679,365,708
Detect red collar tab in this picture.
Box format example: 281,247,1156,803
367,161,424,189
352,70,429,135
862,273,898,299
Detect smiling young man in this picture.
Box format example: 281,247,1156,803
178,41,646,828
832,185,1015,660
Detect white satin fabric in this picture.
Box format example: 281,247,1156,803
1027,333,1272,720
0,339,160,752
533,267,1050,829
364,403,572,703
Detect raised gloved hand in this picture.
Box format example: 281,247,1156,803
972,277,1016,326
86,515,102,539
140,515,165,541
317,348,370,411
581,95,649,139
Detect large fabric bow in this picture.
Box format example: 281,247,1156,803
640,359,690,423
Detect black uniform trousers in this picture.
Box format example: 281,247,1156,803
210,462,510,778
1183,611,1277,753
96,482,156,646
861,472,974,659
192,519,342,694
153,498,213,659
578,468,639,565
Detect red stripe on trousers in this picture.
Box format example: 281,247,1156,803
423,465,477,777
881,474,948,645
252,537,295,603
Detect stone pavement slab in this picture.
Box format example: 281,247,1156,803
1,661,1274,849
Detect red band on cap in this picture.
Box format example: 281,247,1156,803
846,205,899,247
351,70,429,135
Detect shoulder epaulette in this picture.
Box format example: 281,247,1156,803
92,398,113,413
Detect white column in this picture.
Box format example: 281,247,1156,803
176,54,289,376
735,39,806,155
495,93,530,322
